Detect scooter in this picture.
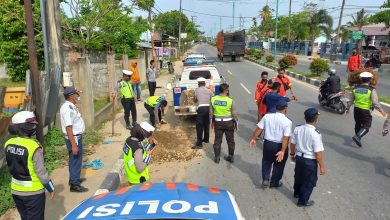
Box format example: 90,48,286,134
318,82,349,114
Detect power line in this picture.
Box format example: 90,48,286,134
182,8,253,18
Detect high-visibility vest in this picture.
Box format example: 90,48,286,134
353,85,373,110
120,81,134,98
4,137,44,192
123,140,150,184
211,95,233,117
146,96,163,108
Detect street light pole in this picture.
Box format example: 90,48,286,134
23,0,44,144
233,2,235,30
274,0,279,64
178,0,182,53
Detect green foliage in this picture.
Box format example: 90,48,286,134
43,127,67,172
309,58,329,76
0,0,45,81
266,55,274,63
154,10,200,41
133,0,155,11
278,55,297,69
259,5,274,38
83,129,101,146
379,95,390,104
277,12,310,41
254,50,264,59
94,96,110,113
0,79,25,87
369,0,390,29
247,48,256,56
0,168,13,216
61,0,150,56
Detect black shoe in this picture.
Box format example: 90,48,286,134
68,178,86,186
270,181,283,188
214,157,220,164
202,140,209,143
297,200,315,207
352,136,362,147
261,180,269,188
70,185,88,193
224,156,234,163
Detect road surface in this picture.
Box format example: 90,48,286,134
178,44,390,219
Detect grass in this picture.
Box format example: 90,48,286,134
379,95,390,104
0,127,102,216
0,79,25,88
94,97,110,113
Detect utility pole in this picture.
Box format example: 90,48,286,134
178,0,182,53
335,0,346,45
23,0,44,144
232,2,235,30
274,0,279,65
220,16,222,31
288,0,292,42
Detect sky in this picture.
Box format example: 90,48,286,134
133,0,386,38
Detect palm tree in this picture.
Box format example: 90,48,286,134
306,9,333,55
259,5,274,37
347,9,370,30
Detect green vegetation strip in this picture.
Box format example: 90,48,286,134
0,79,25,88
94,97,111,113
0,127,101,216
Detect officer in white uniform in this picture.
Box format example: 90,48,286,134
60,86,88,192
250,99,292,188
290,107,325,207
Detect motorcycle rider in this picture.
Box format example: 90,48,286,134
321,68,341,102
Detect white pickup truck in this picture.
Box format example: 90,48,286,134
172,65,225,116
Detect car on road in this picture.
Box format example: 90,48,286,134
63,182,245,220
183,53,207,63
173,64,224,116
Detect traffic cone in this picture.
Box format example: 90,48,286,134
209,76,215,92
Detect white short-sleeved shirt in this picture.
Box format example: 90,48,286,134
257,112,292,143
290,124,324,159
60,101,85,135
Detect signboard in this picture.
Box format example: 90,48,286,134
180,33,188,39
351,30,364,41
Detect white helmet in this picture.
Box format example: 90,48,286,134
359,72,373,78
328,68,336,75
11,111,38,124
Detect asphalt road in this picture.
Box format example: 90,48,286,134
180,44,390,220
280,55,390,96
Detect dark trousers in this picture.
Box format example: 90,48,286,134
196,106,210,145
13,193,45,220
262,139,288,186
65,136,83,186
121,98,137,127
294,155,318,205
213,120,235,158
144,103,161,127
353,107,372,135
148,81,157,96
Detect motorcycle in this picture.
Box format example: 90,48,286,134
168,61,174,74
318,82,349,114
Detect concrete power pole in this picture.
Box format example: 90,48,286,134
23,0,44,144
178,0,182,53
232,2,235,30
335,0,346,44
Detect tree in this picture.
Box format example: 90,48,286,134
132,0,155,11
347,9,371,30
61,0,149,56
369,0,390,29
0,0,44,81
154,10,200,41
277,12,310,41
259,5,274,38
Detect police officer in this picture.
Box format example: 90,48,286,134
5,111,55,220
346,72,386,147
290,108,325,207
60,86,88,192
124,122,157,185
114,70,137,130
144,95,168,128
210,83,238,163
249,99,292,188
193,77,213,149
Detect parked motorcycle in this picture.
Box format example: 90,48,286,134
168,61,174,74
318,82,349,114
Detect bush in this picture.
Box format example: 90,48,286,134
0,168,13,216
278,55,297,69
44,127,67,172
254,50,264,60
247,48,256,56
266,55,274,63
309,58,329,76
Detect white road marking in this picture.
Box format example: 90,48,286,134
240,83,251,94
228,70,233,75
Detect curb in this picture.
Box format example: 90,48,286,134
94,75,173,195
244,57,390,114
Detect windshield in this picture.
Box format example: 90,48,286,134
189,71,211,80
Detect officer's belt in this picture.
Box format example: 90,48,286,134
296,151,316,160
215,117,232,122
64,134,82,139
198,104,209,107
